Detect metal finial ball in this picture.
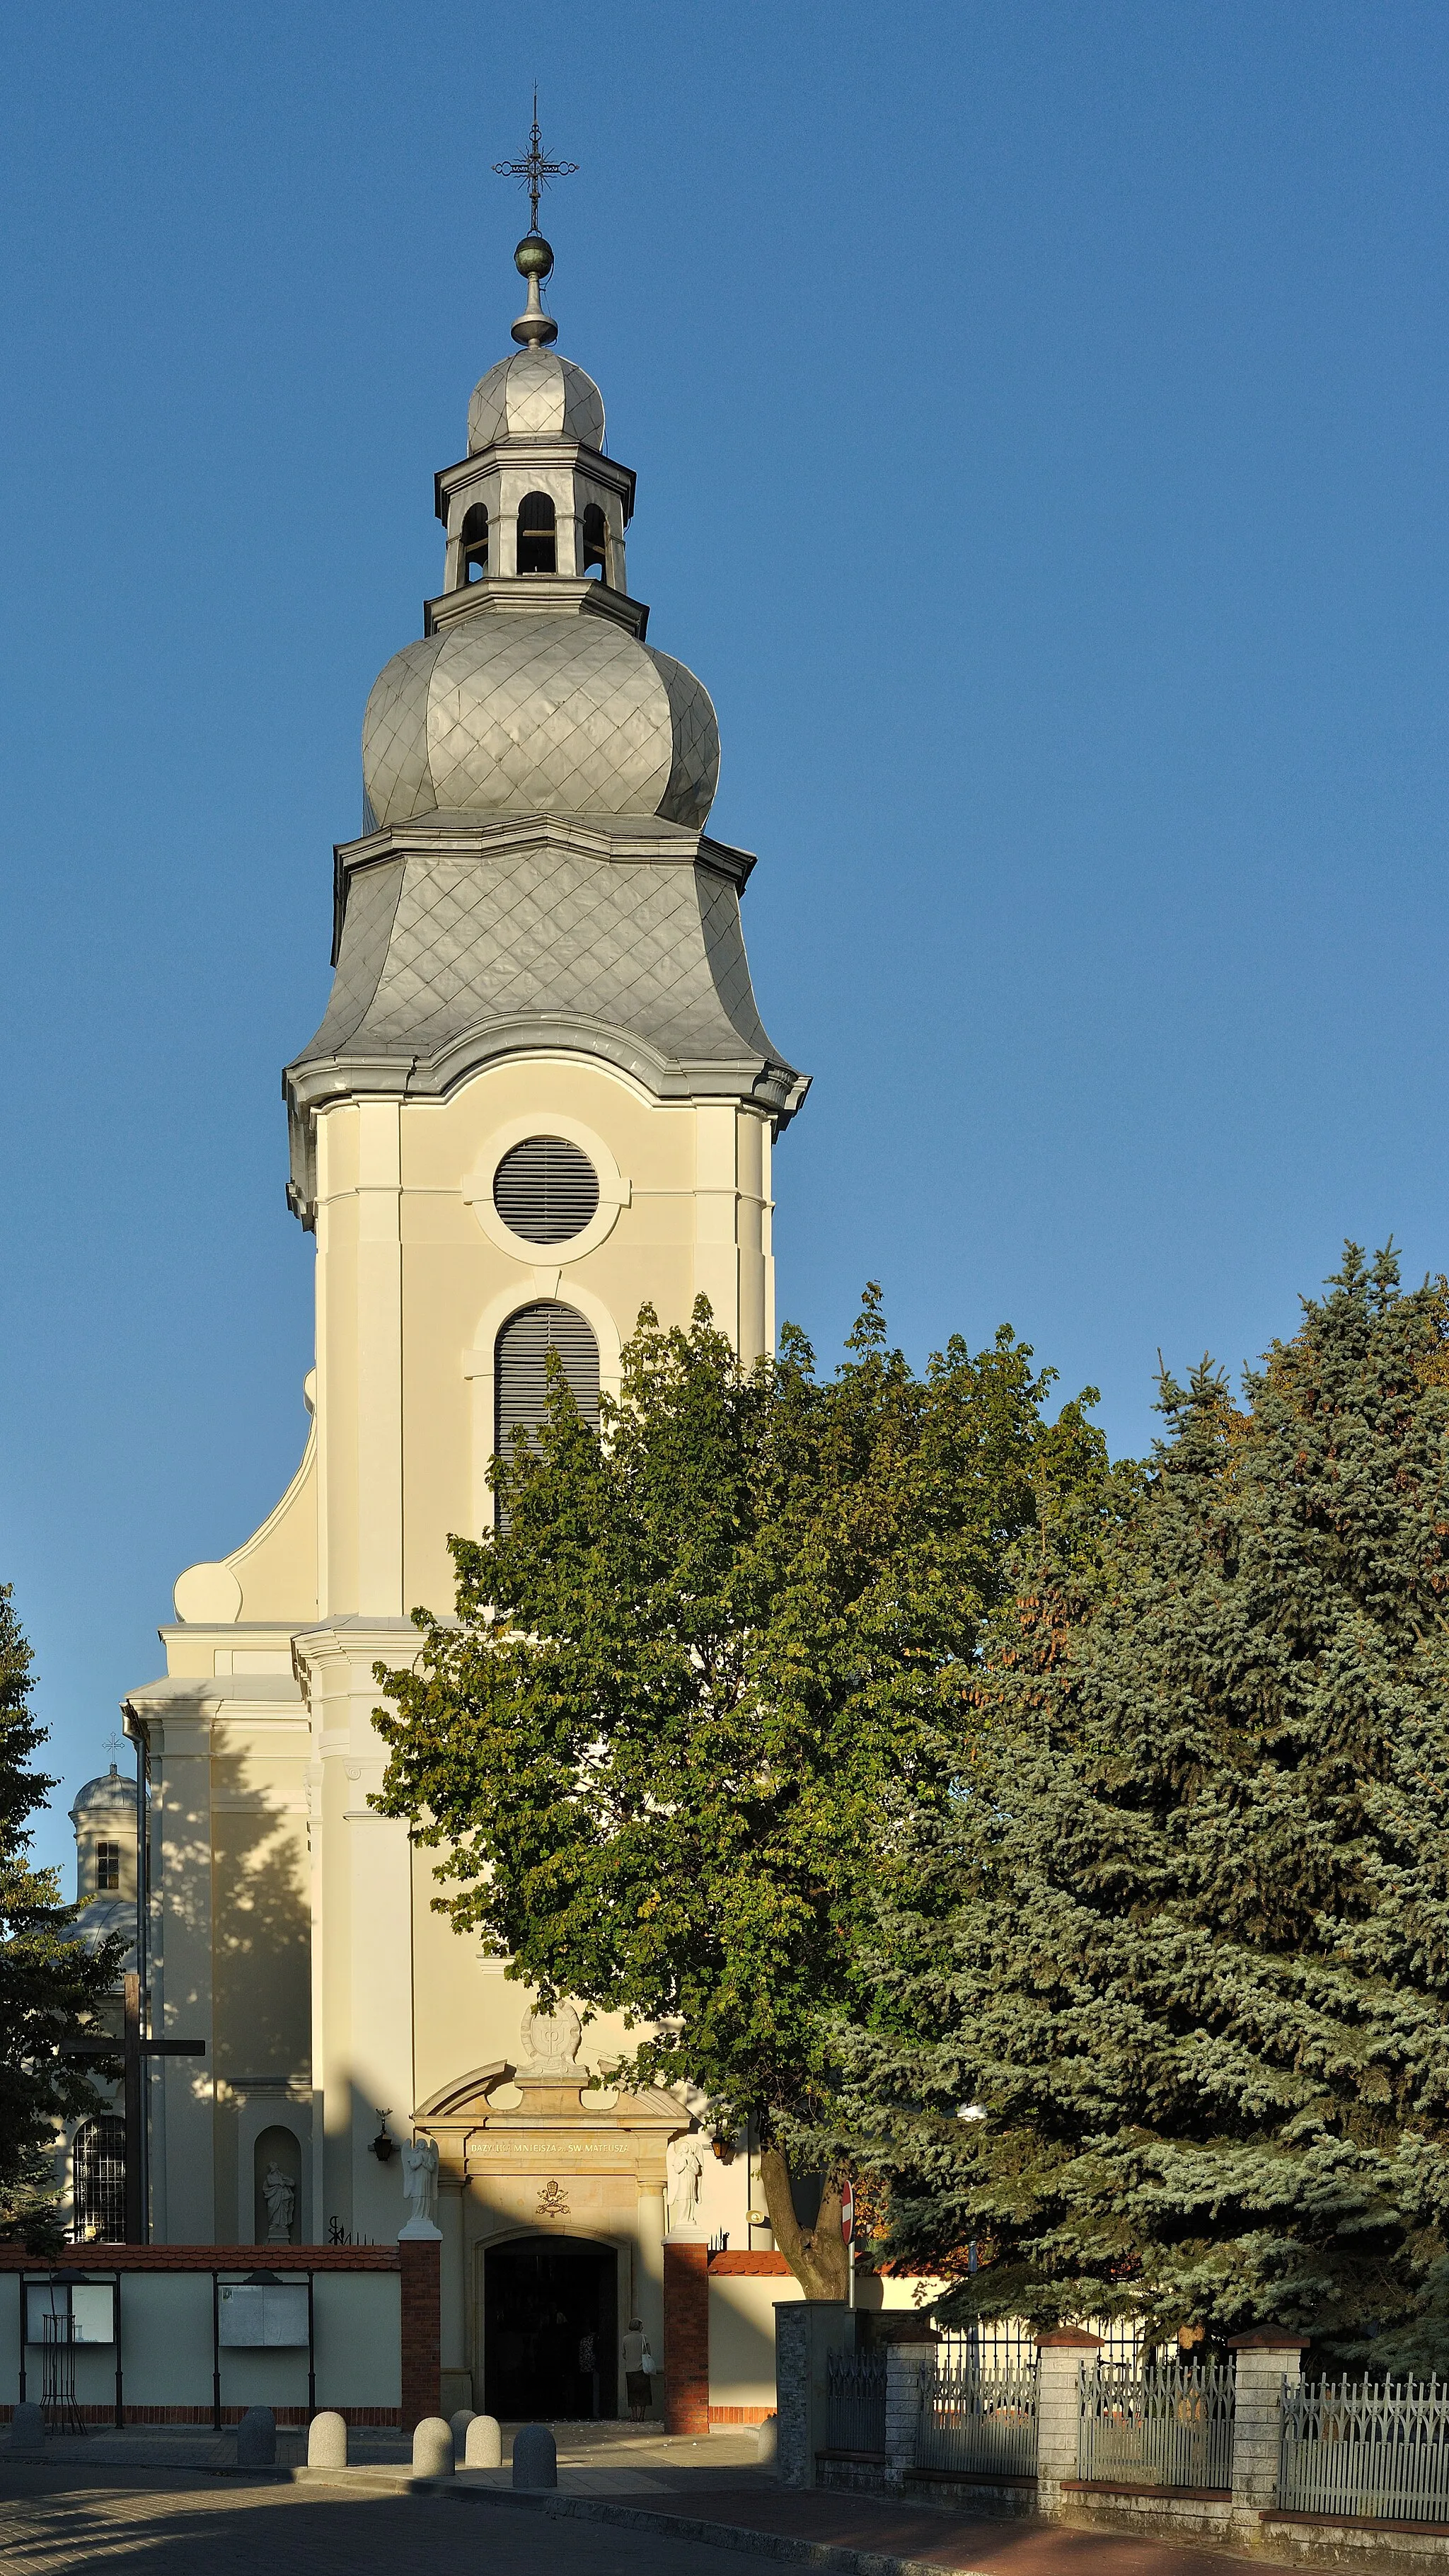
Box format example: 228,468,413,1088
515,233,554,282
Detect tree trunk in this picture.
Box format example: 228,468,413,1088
758,2142,849,2301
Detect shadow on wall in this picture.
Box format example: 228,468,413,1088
209,1813,311,2085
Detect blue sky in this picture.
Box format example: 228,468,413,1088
4,1,1448,1871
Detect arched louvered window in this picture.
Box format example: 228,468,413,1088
516,491,557,574
495,1303,600,1513
582,502,608,577
492,1136,600,1244
73,2115,126,2244
459,502,489,582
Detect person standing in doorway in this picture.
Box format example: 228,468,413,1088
622,2318,653,2422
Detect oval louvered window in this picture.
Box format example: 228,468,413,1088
492,1136,601,1244
495,1303,600,1520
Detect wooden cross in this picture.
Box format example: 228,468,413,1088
62,1972,206,2243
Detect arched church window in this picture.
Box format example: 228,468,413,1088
516,491,557,574
96,1841,120,1892
581,503,608,578
72,2115,126,2243
494,1302,600,1513
492,1136,600,1244
459,503,489,582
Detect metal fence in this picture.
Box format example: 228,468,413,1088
916,2356,1039,2478
1280,2375,1449,2524
937,2323,1039,2378
826,2349,887,2454
935,2317,1158,2377
1078,2360,1235,2491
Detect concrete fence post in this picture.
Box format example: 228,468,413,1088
1035,2329,1101,2514
1227,2329,1307,2522
884,2340,937,2492
773,2300,854,2490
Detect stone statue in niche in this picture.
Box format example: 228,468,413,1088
262,2164,296,2244
669,2143,703,2231
518,2002,582,2073
400,2133,439,2234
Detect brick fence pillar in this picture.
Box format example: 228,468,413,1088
398,2234,441,2431
1035,2328,1101,2514
664,2240,710,2433
1228,2328,1307,2521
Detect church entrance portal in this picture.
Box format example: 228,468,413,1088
484,2237,618,2422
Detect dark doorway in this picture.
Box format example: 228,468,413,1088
484,2236,618,2422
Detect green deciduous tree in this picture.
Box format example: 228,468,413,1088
374,1291,1106,2296
843,1247,1449,2364
0,1587,127,2249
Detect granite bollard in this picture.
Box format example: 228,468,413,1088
756,2413,778,2468
466,2413,503,2468
450,2406,476,2459
236,2406,277,2468
9,2403,43,2456
512,2422,557,2489
307,2411,348,2468
412,2415,454,2477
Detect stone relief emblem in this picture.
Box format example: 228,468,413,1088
519,2002,582,2072
536,2177,570,2220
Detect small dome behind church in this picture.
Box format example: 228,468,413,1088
66,1757,139,1971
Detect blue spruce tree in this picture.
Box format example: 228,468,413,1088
849,1248,1449,2366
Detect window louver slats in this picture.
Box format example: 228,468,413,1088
495,1303,601,1495
492,1136,601,1244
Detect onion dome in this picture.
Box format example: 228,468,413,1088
362,621,718,831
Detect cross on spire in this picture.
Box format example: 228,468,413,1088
492,88,577,235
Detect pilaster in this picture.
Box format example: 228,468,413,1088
296,1622,417,2246
693,1104,740,1344
354,1101,403,1617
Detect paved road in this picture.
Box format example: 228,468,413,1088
0,2475,745,2576
0,2468,1324,2576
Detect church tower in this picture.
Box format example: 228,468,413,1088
122,217,806,2393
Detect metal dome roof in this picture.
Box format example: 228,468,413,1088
69,1761,134,1823
467,347,606,454
362,615,719,832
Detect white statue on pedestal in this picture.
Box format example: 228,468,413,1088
670,2143,703,2231
400,2133,440,2239
262,2164,295,2244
